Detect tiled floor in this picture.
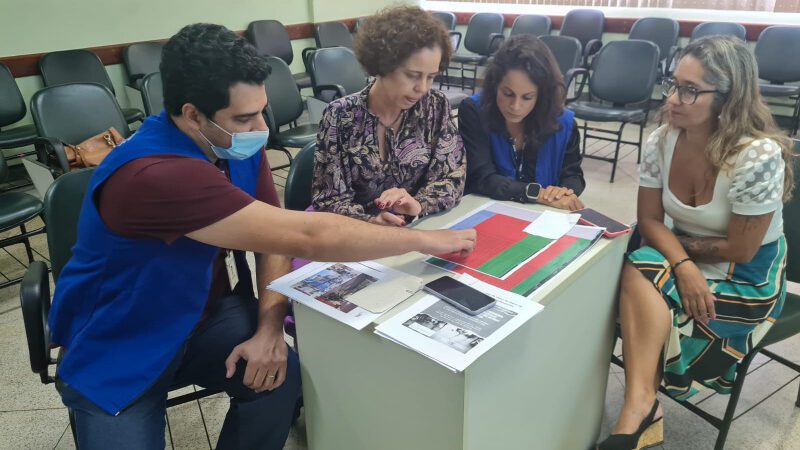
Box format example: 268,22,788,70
1,107,800,450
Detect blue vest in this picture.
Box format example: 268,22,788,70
469,92,574,188
48,111,261,415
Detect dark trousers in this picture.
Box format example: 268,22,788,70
59,295,301,450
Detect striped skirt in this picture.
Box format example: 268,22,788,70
627,236,788,400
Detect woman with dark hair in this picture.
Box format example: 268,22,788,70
459,34,585,210
312,6,465,226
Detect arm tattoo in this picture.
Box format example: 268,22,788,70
676,235,725,263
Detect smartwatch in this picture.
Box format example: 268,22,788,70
525,183,541,202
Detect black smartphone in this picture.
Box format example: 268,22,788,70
576,208,631,237
423,276,496,315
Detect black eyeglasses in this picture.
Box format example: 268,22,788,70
661,78,720,105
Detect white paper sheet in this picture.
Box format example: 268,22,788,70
374,278,544,372
523,210,580,240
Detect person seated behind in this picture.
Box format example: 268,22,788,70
312,6,465,226
48,23,476,450
598,36,794,449
459,34,585,211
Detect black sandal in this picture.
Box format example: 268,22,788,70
597,399,663,450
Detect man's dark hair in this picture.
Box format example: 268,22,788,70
160,23,270,118
480,34,566,149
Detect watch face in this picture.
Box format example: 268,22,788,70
526,183,541,199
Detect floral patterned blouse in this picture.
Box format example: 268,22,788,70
311,82,465,221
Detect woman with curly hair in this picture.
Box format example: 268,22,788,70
599,36,795,449
459,34,585,211
312,6,464,226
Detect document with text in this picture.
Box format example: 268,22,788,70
375,274,545,372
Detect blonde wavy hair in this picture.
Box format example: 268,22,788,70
666,36,795,201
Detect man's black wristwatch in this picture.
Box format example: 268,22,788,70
524,183,541,203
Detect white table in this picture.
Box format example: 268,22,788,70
294,195,628,450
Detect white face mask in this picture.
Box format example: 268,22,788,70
199,119,269,160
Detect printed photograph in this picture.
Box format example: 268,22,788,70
404,315,484,354
292,264,378,313
403,313,447,336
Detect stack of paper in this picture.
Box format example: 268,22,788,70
374,274,544,372
426,202,603,298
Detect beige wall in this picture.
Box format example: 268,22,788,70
309,0,417,22
0,0,310,57
2,0,422,131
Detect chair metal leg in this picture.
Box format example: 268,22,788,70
581,121,588,156
470,67,477,94
796,379,800,407
637,119,645,164
714,351,759,450
610,123,625,183
20,224,35,263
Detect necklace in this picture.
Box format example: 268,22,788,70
510,134,527,154
377,110,403,131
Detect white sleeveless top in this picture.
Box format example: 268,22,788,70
639,126,785,276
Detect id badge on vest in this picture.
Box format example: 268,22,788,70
225,250,239,290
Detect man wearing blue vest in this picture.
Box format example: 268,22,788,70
48,23,476,449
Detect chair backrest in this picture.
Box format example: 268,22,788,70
140,72,164,116
39,49,116,94
691,22,746,41
629,17,679,64
463,12,505,56
590,40,660,105
0,62,26,127
284,141,316,211
246,20,294,65
755,26,800,84
43,167,95,279
785,139,800,283
315,22,354,49
560,9,605,51
30,83,130,145
510,14,551,37
432,11,456,31
355,17,368,33
540,35,582,78
310,47,367,102
265,56,304,127
122,42,163,82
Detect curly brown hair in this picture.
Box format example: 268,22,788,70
480,34,566,150
354,6,452,77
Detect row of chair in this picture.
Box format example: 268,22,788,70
0,47,150,160
3,12,796,186
434,10,799,136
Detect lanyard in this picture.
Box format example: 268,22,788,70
510,138,525,181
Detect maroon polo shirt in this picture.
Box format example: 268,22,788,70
95,149,280,307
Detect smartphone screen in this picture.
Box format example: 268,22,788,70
424,276,495,313
577,208,630,234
